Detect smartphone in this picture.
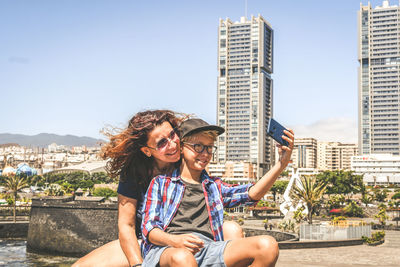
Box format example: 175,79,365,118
267,118,289,147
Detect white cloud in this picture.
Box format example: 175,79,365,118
288,117,358,144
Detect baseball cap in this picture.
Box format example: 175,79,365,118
179,118,225,138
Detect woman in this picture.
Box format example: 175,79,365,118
73,110,242,267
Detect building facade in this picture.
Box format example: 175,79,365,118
358,0,400,156
206,161,257,182
352,154,400,185
291,138,318,169
216,15,274,177
318,142,358,171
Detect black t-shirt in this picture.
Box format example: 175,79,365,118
117,176,143,200
117,176,145,238
166,180,213,240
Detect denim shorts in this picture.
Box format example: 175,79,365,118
142,232,229,267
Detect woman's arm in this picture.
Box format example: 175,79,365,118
118,194,142,266
248,129,294,201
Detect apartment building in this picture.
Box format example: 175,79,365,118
358,0,400,155
291,138,318,169
318,142,358,171
216,15,274,177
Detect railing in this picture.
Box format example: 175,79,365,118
0,205,31,217
300,222,371,241
225,207,245,213
329,220,367,227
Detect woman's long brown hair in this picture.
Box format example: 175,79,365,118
101,110,184,192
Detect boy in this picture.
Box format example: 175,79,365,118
141,118,294,267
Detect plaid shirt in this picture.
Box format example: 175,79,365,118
141,168,256,258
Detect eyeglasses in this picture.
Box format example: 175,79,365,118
147,129,179,151
184,142,217,155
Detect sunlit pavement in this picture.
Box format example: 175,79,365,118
276,231,400,267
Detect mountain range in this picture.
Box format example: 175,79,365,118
0,133,105,148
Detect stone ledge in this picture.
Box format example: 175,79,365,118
74,196,105,202
31,196,117,210
243,228,297,242
278,238,363,249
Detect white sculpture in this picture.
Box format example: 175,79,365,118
279,168,308,220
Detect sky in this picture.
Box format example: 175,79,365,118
0,0,392,143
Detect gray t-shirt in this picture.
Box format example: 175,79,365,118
166,180,213,240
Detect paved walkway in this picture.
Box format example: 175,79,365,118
276,231,400,267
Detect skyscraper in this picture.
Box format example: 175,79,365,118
358,0,400,155
216,15,274,177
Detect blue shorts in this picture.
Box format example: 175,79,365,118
142,233,230,267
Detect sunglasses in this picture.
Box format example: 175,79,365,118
146,129,179,151
184,142,217,155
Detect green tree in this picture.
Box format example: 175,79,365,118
270,180,289,202
291,175,328,224
92,187,118,199
3,175,28,222
60,181,74,194
78,180,94,190
375,204,389,227
374,189,388,202
316,170,363,199
90,172,115,184
361,193,374,207
45,184,65,196
27,174,44,186
343,200,364,217
388,200,400,227
256,200,269,207
293,206,306,224
392,192,400,200
327,194,345,210
280,170,289,177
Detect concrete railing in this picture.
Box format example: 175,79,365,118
300,222,371,241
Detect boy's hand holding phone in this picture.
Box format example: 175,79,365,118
267,118,294,168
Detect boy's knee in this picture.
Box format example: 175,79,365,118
170,249,196,265
256,235,279,256
223,221,244,239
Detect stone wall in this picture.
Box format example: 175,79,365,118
0,221,29,238
27,196,118,257
243,228,297,241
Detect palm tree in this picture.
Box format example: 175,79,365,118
291,175,328,224
361,193,373,207
4,175,28,222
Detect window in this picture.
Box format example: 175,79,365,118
220,39,226,48
220,68,226,77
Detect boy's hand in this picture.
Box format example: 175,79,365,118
277,129,294,167
170,233,204,254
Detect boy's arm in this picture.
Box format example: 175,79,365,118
248,129,294,201
220,130,294,207
148,229,204,254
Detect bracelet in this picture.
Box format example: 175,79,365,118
131,264,142,267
